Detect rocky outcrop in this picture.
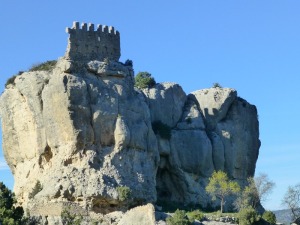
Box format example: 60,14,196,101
0,22,260,223
0,58,159,215
143,86,260,207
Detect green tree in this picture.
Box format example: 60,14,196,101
134,72,156,89
0,182,24,225
262,210,276,224
205,171,240,213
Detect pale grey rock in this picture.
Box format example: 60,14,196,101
191,87,237,130
170,130,213,177
117,204,156,225
216,97,260,179
176,95,206,130
0,57,159,215
153,87,259,207
87,60,133,78
142,82,186,127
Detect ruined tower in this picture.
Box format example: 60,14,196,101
65,21,121,61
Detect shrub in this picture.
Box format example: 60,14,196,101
5,75,17,88
124,59,133,67
262,211,276,224
29,60,57,72
238,207,260,225
134,72,156,89
116,186,131,201
187,209,205,221
61,207,82,225
166,209,192,225
213,82,222,88
152,121,172,140
5,71,24,88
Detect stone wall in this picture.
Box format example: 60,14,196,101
65,21,120,61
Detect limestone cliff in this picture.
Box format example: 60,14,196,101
0,22,260,222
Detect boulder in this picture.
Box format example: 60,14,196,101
117,204,156,225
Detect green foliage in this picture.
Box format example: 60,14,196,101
152,121,172,140
186,209,205,221
238,207,260,225
5,71,24,88
134,71,156,89
28,180,43,199
262,211,276,225
116,186,131,201
166,209,192,225
61,207,83,225
213,82,222,88
5,75,17,87
0,182,24,225
206,171,240,213
29,60,57,72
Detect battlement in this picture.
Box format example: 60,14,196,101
65,21,121,61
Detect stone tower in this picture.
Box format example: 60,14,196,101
65,21,120,61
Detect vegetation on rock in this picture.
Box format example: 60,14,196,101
5,71,24,88
29,60,57,72
4,60,56,88
61,207,83,225
116,186,131,201
134,71,156,89
213,82,222,88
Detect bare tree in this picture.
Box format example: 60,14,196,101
282,183,300,221
254,173,275,207
234,173,275,210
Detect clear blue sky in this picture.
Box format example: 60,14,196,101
1,0,300,211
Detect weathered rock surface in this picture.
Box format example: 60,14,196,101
117,203,156,225
150,87,260,208
0,22,260,224
0,58,159,216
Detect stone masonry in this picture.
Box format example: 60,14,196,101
65,21,121,61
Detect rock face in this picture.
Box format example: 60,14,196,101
0,22,260,222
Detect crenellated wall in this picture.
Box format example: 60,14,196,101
65,21,121,61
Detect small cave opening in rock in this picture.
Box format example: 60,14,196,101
156,167,173,203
